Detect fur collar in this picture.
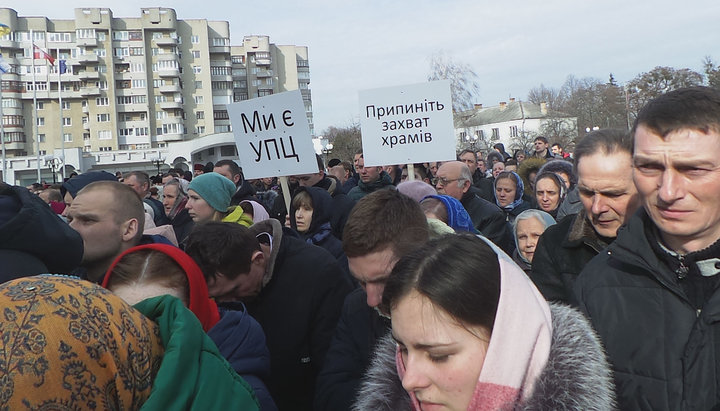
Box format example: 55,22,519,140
352,303,615,410
566,210,610,253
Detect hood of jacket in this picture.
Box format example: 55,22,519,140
0,184,83,279
289,186,333,236
209,302,271,379
248,218,283,289
352,303,615,411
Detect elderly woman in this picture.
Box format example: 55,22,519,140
534,171,567,219
186,172,253,226
420,194,477,237
353,234,615,410
163,178,194,246
512,209,556,273
493,171,532,223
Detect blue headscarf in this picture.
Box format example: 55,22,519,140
494,171,525,211
422,194,477,233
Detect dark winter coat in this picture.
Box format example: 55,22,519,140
170,207,194,249
312,176,356,240
471,172,495,202
555,186,583,221
315,288,390,411
0,184,83,281
144,197,170,226
230,179,259,206
531,211,610,307
247,220,353,411
576,209,720,410
352,303,615,411
210,303,277,411
460,190,515,254
347,171,395,201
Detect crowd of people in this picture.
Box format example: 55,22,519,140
2,85,720,410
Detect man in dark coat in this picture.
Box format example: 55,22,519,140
347,153,395,201
314,189,430,411
575,87,720,410
435,161,513,254
458,149,494,202
213,159,258,206
185,220,352,411
123,171,170,226
531,129,639,306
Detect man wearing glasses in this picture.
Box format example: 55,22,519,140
435,161,513,253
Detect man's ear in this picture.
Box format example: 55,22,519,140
121,218,140,242
462,179,471,193
251,250,264,266
233,174,241,184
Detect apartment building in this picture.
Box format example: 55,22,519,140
0,7,312,184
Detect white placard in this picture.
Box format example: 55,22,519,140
226,90,317,179
359,80,456,166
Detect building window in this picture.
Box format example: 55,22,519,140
195,126,205,134
96,97,109,106
191,35,199,44
36,102,44,110
37,134,45,142
37,118,45,126
195,81,202,89
192,66,201,74
132,79,146,88
192,50,201,59
98,130,112,140
231,55,245,64
475,130,484,139
38,150,47,156
62,117,71,126
63,133,72,142
214,110,229,120
99,146,112,151
97,113,111,122
194,96,204,104
196,111,204,119
509,125,518,137
491,128,500,140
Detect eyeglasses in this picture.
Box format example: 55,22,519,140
432,177,462,186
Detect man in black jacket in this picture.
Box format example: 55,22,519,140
314,190,429,411
531,129,639,306
213,159,258,206
435,161,513,253
575,87,720,410
186,219,352,411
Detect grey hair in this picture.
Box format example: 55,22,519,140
457,163,473,188
512,209,556,234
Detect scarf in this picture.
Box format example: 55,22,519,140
396,238,553,410
423,194,477,233
495,172,526,211
0,275,164,410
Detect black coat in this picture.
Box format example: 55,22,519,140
315,288,390,411
170,208,194,249
460,190,514,254
471,171,495,202
575,209,720,410
313,177,356,240
531,211,609,307
247,220,353,411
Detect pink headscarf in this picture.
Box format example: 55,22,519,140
396,238,553,410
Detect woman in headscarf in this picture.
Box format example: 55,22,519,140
103,243,276,410
534,171,567,219
289,186,345,263
162,178,194,247
419,194,478,238
512,209,556,274
493,171,532,223
353,234,615,410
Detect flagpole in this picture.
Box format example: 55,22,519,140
0,75,5,183
31,32,41,183
57,48,64,181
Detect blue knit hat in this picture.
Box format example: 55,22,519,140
188,173,236,212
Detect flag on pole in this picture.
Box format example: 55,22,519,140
0,23,10,37
33,44,55,65
0,53,10,74
59,59,67,74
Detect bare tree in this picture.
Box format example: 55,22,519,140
704,56,720,89
527,84,565,111
626,66,703,119
427,51,481,113
322,123,362,163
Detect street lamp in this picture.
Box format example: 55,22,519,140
150,155,166,177
44,155,63,184
464,132,478,151
320,139,333,166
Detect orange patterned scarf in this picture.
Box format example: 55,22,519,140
0,275,164,410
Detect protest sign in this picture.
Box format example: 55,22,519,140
359,80,456,166
227,89,317,179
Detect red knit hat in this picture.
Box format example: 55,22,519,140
193,163,204,171
102,243,220,332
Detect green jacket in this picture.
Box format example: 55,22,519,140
135,295,260,410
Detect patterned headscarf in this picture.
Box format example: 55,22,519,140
0,275,164,410
494,171,526,211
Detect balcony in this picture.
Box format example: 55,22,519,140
78,71,100,81
0,39,20,49
156,132,183,142
80,87,101,96
76,37,98,47
301,89,312,101
209,45,230,54
159,101,182,110
159,84,181,93
255,69,273,78
156,53,179,62
82,104,89,113
119,103,148,113
155,37,178,46
158,68,180,78
4,141,26,150
78,54,99,64
83,122,90,130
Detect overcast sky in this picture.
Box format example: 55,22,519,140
4,0,719,134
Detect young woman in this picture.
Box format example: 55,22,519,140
353,234,614,410
493,171,532,223
289,187,346,265
185,173,253,226
103,243,277,410
512,209,556,273
534,172,567,219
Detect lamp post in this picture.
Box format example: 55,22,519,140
44,155,63,184
320,138,333,166
150,155,166,177
465,133,478,151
